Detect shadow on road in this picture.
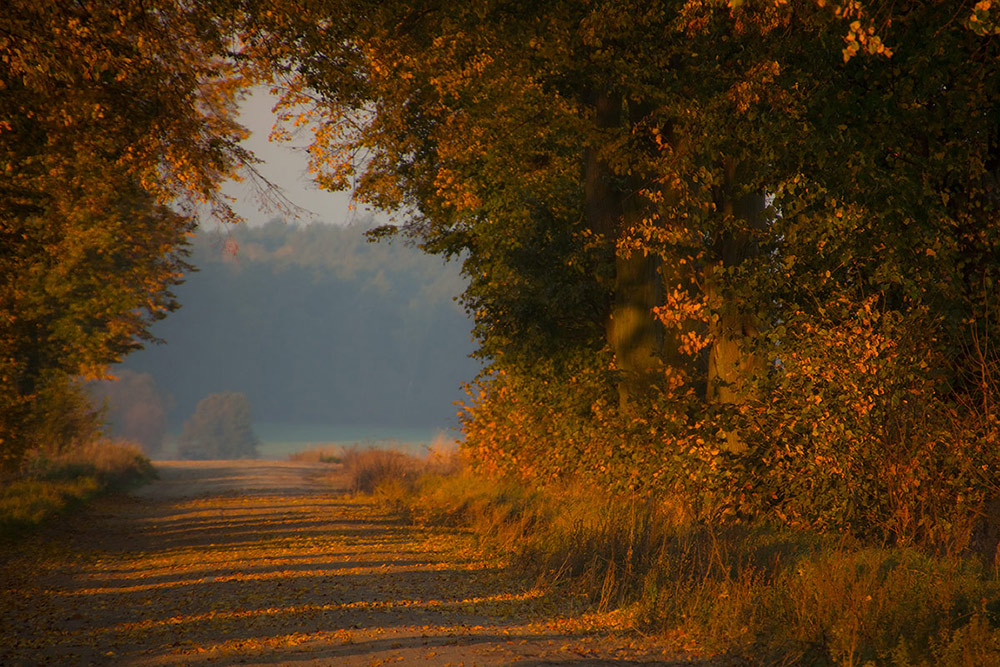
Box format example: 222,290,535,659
0,460,704,666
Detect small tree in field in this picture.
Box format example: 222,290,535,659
177,392,260,460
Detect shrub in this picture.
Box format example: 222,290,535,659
340,444,462,495
460,299,1000,559
1,374,104,473
724,301,1000,555
288,445,344,463
342,447,421,494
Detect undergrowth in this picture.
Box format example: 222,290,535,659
369,462,1000,666
0,440,154,538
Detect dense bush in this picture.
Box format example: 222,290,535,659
460,299,1000,559
732,302,1000,554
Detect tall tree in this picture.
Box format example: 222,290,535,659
242,0,1000,520
0,0,252,468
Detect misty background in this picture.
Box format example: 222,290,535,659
92,218,478,458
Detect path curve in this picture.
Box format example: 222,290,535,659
0,460,700,666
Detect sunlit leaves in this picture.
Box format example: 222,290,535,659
226,0,1000,547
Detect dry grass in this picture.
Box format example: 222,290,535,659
1,439,154,538
342,438,462,496
292,434,463,496
371,469,1000,666
25,439,154,482
283,438,1000,664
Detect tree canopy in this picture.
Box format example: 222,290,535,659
242,0,1000,546
1,0,252,468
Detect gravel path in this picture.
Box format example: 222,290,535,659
0,461,704,666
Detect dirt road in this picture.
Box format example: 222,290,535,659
0,461,700,665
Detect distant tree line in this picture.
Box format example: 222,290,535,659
107,220,476,444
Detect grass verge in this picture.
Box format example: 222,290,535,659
360,457,1000,666
0,440,155,539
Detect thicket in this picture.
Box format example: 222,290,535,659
461,311,1000,560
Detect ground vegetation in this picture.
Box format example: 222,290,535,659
0,440,153,537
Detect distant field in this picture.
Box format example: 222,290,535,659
156,423,458,460
252,423,456,459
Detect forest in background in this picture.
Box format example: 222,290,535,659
91,220,476,455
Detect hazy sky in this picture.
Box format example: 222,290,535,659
221,87,382,226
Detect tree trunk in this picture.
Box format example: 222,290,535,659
610,244,662,412
584,89,664,414
705,158,766,451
